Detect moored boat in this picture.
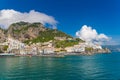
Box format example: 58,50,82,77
0,53,15,56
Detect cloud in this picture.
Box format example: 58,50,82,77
76,25,110,44
0,9,57,29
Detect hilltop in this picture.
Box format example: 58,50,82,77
7,22,69,43
0,21,84,47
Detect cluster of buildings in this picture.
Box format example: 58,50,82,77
0,36,108,56
0,38,55,55
65,42,102,53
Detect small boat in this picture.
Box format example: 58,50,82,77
0,53,15,56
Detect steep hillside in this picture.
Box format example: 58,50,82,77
6,22,73,44
0,28,6,43
7,22,47,41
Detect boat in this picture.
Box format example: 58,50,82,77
0,53,15,56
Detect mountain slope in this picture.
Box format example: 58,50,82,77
0,28,6,43
6,22,73,44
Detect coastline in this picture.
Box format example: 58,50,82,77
0,50,111,57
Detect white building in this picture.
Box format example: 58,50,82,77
43,47,54,54
65,47,74,52
73,47,85,52
7,38,25,54
65,45,85,53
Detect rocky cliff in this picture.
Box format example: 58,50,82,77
0,28,6,43
0,21,73,43
7,22,47,41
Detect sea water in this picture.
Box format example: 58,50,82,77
0,52,120,80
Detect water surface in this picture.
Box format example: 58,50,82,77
0,52,120,80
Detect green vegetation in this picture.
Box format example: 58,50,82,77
0,49,3,53
13,29,21,33
24,29,72,44
75,38,85,42
39,29,72,38
55,40,79,48
3,45,8,51
28,23,42,28
11,21,29,26
85,47,93,51
11,22,43,34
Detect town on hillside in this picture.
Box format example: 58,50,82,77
0,36,110,56
0,22,110,56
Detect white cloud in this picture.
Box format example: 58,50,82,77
76,25,110,44
0,9,57,29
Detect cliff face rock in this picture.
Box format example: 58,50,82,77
7,22,47,41
0,28,6,43
1,21,72,44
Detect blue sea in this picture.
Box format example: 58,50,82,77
0,52,120,80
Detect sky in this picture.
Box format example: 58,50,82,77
0,0,120,45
